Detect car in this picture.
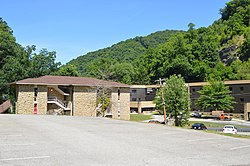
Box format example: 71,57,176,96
191,123,207,130
223,125,237,134
190,111,202,118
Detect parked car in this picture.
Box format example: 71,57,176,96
190,111,202,118
223,125,237,134
191,123,207,130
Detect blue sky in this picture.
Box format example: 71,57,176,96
1,0,229,64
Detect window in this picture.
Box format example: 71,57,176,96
34,88,38,101
132,90,137,93
34,88,38,96
132,98,137,101
240,98,244,102
240,87,244,91
118,89,120,100
192,88,196,92
229,87,232,91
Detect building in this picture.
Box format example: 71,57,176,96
12,75,130,120
129,80,250,120
130,85,159,114
188,80,250,120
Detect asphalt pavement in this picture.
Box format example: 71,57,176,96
0,114,250,166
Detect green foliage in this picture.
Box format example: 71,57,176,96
66,0,250,84
29,48,61,78
220,0,250,21
96,88,111,117
154,75,190,126
0,18,17,69
196,80,236,111
2,0,250,105
68,30,179,83
52,64,79,76
0,17,61,103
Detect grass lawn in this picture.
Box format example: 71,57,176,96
130,114,153,122
204,130,250,139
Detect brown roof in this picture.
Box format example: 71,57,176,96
14,75,129,88
188,80,250,87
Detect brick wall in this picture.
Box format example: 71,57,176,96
73,86,96,116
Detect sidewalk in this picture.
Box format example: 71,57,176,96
232,118,250,124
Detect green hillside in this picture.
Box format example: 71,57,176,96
68,30,179,76
2,0,250,104
68,0,250,84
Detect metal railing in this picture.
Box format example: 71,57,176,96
47,96,65,108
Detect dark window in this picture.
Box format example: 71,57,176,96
192,88,196,92
240,87,244,91
132,98,137,101
118,89,120,100
132,90,137,93
34,88,38,97
240,98,244,102
229,87,232,91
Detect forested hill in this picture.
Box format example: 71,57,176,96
68,30,179,76
67,0,250,85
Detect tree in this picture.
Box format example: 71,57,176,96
154,75,190,126
109,62,135,84
196,80,236,111
96,87,111,117
29,48,61,77
84,58,117,80
52,64,79,76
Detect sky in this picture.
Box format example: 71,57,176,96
1,0,229,64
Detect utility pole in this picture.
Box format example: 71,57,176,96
156,78,167,124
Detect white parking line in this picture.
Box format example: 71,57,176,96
0,156,50,161
0,143,35,146
187,138,218,142
230,145,250,150
0,134,22,137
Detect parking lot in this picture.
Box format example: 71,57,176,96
0,114,250,166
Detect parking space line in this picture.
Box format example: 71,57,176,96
0,134,22,137
187,138,218,142
0,156,50,161
0,143,35,146
230,145,250,150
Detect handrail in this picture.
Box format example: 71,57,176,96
47,96,65,108
0,100,11,113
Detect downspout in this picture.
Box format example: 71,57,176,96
71,85,74,116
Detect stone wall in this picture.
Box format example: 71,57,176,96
16,85,47,115
16,85,34,114
111,88,119,119
111,88,130,120
73,86,96,116
119,88,130,120
37,85,47,115
244,103,250,120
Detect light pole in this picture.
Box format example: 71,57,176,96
156,78,167,124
